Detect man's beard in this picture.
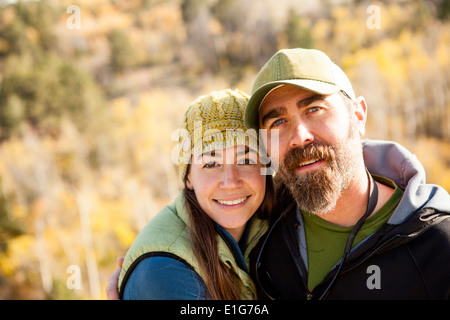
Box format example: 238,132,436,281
277,139,358,215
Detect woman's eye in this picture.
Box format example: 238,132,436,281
203,161,219,169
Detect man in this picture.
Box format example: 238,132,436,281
245,48,450,299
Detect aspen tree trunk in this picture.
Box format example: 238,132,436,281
128,181,154,231
35,217,53,296
74,189,101,299
163,154,179,201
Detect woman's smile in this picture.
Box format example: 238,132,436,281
214,195,250,207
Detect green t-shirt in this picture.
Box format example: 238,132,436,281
302,175,404,291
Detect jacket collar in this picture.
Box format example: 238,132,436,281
362,139,450,224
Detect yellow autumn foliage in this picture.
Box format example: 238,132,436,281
0,0,448,300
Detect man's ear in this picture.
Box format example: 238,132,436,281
353,96,367,137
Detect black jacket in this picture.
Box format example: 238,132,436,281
251,140,450,300
251,203,450,300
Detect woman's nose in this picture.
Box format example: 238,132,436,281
219,165,243,189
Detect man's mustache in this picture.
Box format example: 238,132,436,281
282,142,336,172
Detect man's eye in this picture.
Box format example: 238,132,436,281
270,119,286,128
307,106,321,113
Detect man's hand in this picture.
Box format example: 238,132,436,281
106,257,124,300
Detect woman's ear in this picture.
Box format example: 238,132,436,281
185,173,193,190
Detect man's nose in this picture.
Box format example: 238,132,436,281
289,121,314,149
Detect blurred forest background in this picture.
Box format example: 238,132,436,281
0,0,449,299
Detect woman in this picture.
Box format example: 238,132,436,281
117,89,274,300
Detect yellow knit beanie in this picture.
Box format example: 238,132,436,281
176,89,259,181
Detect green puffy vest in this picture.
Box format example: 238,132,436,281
118,191,268,300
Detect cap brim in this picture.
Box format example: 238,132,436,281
244,79,341,129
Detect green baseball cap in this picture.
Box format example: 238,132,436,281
244,48,356,129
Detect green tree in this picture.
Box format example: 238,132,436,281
438,0,450,20
285,9,314,49
108,29,139,73
181,0,207,24
0,0,58,56
0,53,106,139
211,0,242,32
0,182,23,253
